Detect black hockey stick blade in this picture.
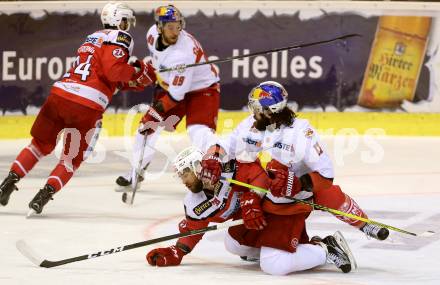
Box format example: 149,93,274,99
16,219,243,268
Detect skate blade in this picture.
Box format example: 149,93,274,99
26,209,37,218
333,231,357,270
121,192,133,205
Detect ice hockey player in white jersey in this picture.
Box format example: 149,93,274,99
116,5,220,190
146,147,357,275
199,81,390,241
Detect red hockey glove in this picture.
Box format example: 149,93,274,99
146,245,185,267
131,60,156,86
138,95,180,135
240,191,267,230
199,154,222,185
139,106,164,135
267,159,299,198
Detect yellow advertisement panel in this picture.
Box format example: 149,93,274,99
358,16,431,108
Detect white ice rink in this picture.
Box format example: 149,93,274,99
1,134,440,285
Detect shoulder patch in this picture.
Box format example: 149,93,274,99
112,48,125,58
147,34,154,46
85,35,104,47
116,31,132,48
304,128,314,138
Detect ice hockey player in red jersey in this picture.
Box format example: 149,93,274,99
146,147,357,275
115,5,220,191
199,81,390,241
0,2,154,215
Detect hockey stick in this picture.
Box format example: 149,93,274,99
226,178,435,237
122,105,165,205
16,219,243,268
159,33,360,73
122,131,148,205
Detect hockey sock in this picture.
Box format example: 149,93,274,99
45,162,75,192
11,143,44,178
314,185,367,228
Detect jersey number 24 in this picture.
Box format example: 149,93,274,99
64,55,93,81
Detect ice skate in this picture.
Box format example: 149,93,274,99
361,223,389,241
313,231,357,273
0,171,20,206
114,165,147,193
28,184,56,216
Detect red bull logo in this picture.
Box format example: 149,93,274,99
251,88,272,100
156,6,179,21
156,7,168,16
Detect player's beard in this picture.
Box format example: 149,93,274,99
253,107,297,131
253,113,273,131
163,34,178,45
187,179,204,193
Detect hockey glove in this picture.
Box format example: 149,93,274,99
199,153,222,185
146,245,186,267
267,159,301,198
131,60,156,86
240,191,267,230
138,106,164,135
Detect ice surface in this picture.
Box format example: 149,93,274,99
1,135,439,285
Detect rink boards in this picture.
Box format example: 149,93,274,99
1,111,440,139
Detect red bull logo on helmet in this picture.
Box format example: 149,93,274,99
251,88,272,100
156,6,180,22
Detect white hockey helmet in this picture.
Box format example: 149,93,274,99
101,2,136,31
173,147,204,176
248,81,288,114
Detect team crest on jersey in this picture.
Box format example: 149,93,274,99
211,197,221,207
194,200,212,216
304,128,314,138
290,238,299,249
116,32,132,48
112,48,125,58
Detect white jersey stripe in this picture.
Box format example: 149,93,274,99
53,82,109,109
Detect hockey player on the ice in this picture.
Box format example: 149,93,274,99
199,81,390,241
0,2,153,215
146,147,357,275
115,5,220,190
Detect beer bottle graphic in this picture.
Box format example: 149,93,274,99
358,16,431,108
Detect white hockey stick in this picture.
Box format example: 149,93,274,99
122,132,148,205
122,105,165,205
